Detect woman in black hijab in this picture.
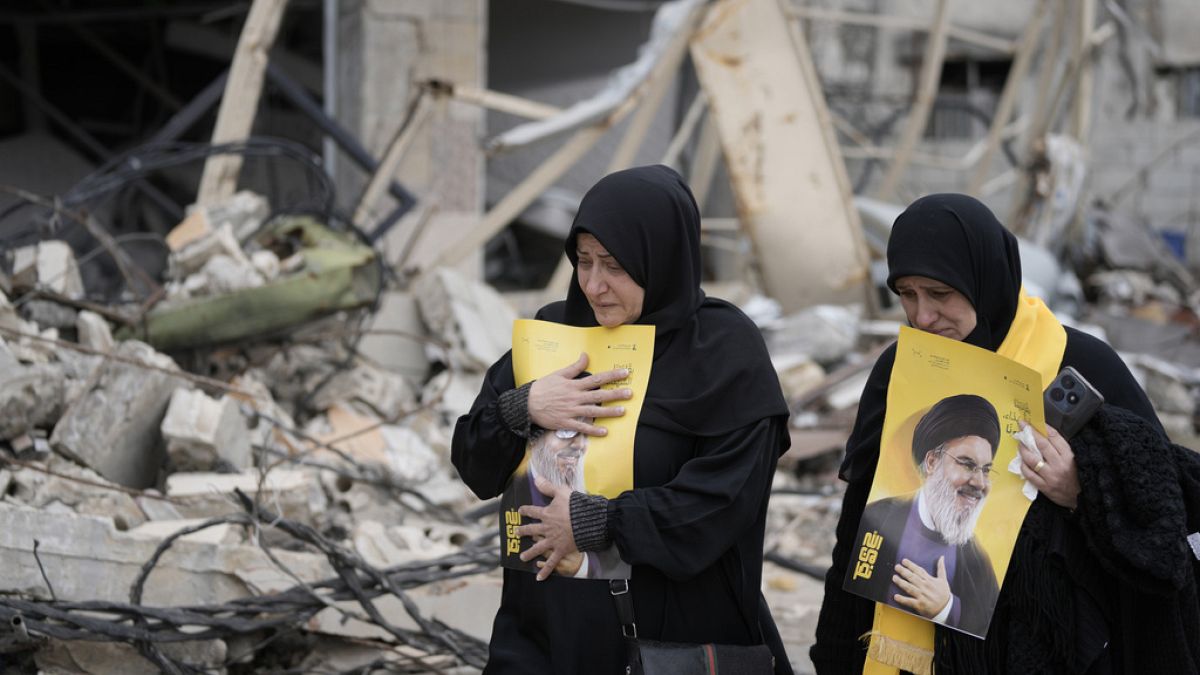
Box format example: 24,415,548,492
809,194,1197,675
452,165,793,674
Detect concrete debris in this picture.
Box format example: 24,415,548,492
169,223,252,279
357,290,430,382
205,189,271,243
0,502,330,605
1,105,1198,670
825,371,872,411
50,340,181,488
416,267,517,371
765,305,862,366
773,354,827,404
308,362,418,421
5,455,146,531
0,290,34,335
0,362,65,440
250,248,281,280
191,252,266,296
165,469,328,523
161,387,252,471
1088,269,1179,307
422,369,485,424
74,310,114,353
11,240,85,299
19,299,77,330
35,639,228,675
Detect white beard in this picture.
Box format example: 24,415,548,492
530,443,586,492
923,463,987,547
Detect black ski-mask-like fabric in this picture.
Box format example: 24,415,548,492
886,193,1022,351
537,164,788,439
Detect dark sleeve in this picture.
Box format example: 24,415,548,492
605,416,784,581
813,345,894,673
810,474,874,674
838,344,895,482
1062,327,1165,436
450,353,528,499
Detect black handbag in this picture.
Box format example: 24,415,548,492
610,579,776,675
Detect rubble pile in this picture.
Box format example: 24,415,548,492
2,182,1200,673
0,191,503,673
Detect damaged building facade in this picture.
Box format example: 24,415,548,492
1,0,1200,673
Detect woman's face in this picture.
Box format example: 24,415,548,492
576,233,645,327
894,275,977,341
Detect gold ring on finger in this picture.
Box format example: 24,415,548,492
1033,459,1046,473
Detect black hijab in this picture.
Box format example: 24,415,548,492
842,194,1022,481
886,193,1022,351
537,164,788,439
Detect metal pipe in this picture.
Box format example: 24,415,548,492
322,0,338,180
265,64,418,220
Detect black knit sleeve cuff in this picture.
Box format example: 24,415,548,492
498,381,533,438
570,491,610,552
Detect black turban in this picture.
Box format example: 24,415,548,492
911,394,1000,466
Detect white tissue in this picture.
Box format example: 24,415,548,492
1009,425,1042,501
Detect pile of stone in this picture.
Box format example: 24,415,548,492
0,191,516,673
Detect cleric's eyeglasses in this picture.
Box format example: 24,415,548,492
555,428,580,440
940,451,995,480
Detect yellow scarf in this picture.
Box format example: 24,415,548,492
862,288,1067,675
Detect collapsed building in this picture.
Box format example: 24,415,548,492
1,0,1199,672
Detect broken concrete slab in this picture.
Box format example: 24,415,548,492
165,469,328,523
422,369,485,424
228,370,307,457
11,240,85,299
161,388,252,471
35,638,228,675
207,189,271,243
127,519,243,546
0,502,331,605
357,291,431,383
250,249,280,281
765,305,862,366
772,354,827,404
0,362,65,440
415,267,516,371
5,454,146,531
826,370,872,411
0,290,35,335
308,362,417,421
50,340,182,488
168,190,271,252
192,253,266,295
75,309,114,353
18,299,77,330
308,565,503,645
169,222,252,279
1124,353,1198,416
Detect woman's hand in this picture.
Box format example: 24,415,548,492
1017,421,1080,510
516,477,579,581
892,557,951,619
528,353,632,436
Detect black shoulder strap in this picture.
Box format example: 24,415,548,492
610,578,640,672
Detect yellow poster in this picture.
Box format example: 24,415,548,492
843,326,1044,638
500,319,654,579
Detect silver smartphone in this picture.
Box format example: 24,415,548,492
1044,366,1104,439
